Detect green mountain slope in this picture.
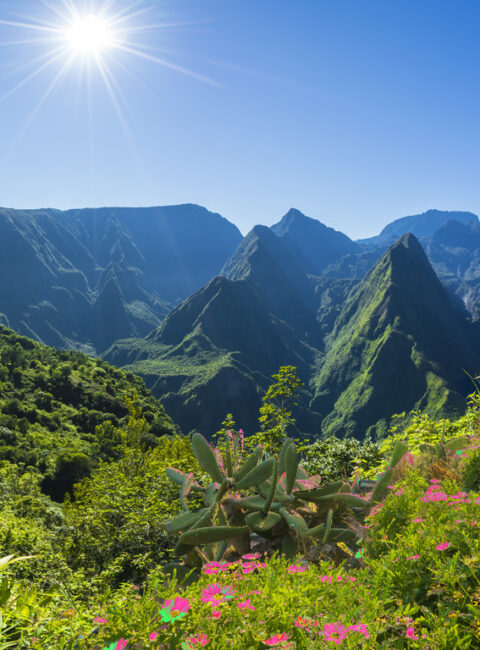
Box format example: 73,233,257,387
106,227,326,435
0,324,178,497
311,233,480,438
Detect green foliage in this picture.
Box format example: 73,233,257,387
62,435,200,588
361,394,480,479
0,325,179,489
460,440,480,491
249,365,304,454
165,433,411,570
299,435,383,482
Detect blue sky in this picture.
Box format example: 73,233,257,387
0,0,479,239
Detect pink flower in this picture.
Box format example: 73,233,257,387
321,622,348,645
406,627,419,640
320,575,332,583
411,518,424,523
238,598,255,611
435,542,450,551
149,633,158,642
203,561,231,575
94,616,107,624
159,596,191,623
242,553,261,560
263,632,290,646
287,564,307,574
200,584,235,605
186,633,210,647
210,610,221,619
347,623,370,639
249,590,262,595
406,554,420,561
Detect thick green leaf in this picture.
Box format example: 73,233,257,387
295,481,343,500
234,445,264,481
246,511,281,533
166,509,208,533
264,458,278,512
191,432,224,482
165,467,187,486
280,509,308,536
322,508,333,544
445,436,470,452
285,442,298,494
235,457,276,489
180,526,249,545
304,523,326,538
279,438,295,475
370,468,394,503
388,441,408,468
331,493,370,508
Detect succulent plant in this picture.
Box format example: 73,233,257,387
165,431,409,566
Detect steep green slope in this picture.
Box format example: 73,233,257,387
0,325,178,493
312,233,480,438
106,227,326,436
0,205,242,353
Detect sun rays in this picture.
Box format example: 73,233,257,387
0,0,218,150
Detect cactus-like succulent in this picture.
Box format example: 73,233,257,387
165,431,409,566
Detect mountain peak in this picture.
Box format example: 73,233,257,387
359,209,479,247
270,209,359,275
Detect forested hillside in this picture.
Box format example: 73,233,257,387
0,324,178,500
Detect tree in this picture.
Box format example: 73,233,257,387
249,366,303,454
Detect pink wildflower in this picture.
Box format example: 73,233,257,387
94,616,107,624
203,561,231,575
411,518,424,523
406,554,420,560
242,553,261,560
406,627,419,640
435,542,450,551
159,596,191,623
238,598,255,611
287,564,307,574
321,622,348,645
149,633,158,642
200,584,235,605
210,610,221,619
347,623,370,638
186,633,210,647
320,575,332,583
263,632,290,646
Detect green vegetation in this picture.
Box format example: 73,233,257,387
1,333,480,648
1,413,480,647
0,325,179,500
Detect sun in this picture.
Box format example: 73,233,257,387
64,14,116,57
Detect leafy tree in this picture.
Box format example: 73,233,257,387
62,435,199,588
249,366,303,453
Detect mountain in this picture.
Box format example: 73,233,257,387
271,208,360,275
311,233,480,438
105,226,326,435
358,209,479,247
0,205,242,353
106,228,480,440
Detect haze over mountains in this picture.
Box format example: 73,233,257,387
2,203,480,439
